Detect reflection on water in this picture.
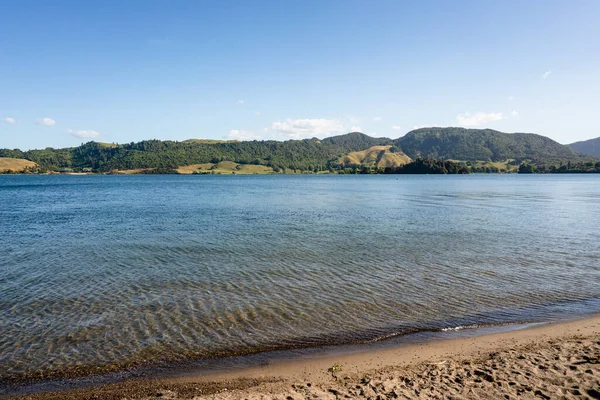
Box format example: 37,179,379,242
1,174,599,381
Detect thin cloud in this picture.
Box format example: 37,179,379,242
37,118,56,126
456,112,503,127
511,110,519,117
255,112,261,116
392,125,402,130
508,96,515,101
237,100,244,104
66,129,100,138
348,116,361,124
373,116,381,122
2,117,15,124
350,126,362,132
271,118,345,140
227,129,261,141
542,70,552,79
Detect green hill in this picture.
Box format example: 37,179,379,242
321,131,391,150
0,133,389,174
569,137,600,157
1,129,596,174
395,127,586,164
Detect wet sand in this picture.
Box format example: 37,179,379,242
5,315,600,399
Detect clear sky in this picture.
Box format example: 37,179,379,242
1,0,599,150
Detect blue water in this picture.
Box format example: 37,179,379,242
1,174,599,382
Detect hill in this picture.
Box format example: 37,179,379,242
321,131,391,150
395,127,586,164
340,145,411,169
1,129,597,174
0,132,388,174
0,157,37,173
569,137,600,157
176,161,274,174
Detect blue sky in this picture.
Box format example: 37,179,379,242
1,0,599,149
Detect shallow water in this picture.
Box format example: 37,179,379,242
1,174,599,381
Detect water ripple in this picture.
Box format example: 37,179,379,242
1,174,600,382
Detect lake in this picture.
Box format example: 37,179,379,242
1,174,599,383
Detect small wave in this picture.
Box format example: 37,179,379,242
441,325,477,332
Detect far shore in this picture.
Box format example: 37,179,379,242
5,314,600,399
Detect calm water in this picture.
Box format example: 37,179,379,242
1,174,600,382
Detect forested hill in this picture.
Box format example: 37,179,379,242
569,137,600,157
0,128,597,173
0,132,390,173
395,127,586,164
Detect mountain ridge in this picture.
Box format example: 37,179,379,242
569,137,600,157
395,127,585,163
1,128,597,173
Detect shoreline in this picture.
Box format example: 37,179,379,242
4,314,599,399
0,320,543,394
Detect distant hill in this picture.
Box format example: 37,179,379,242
395,127,586,164
321,131,391,151
569,137,600,157
176,161,274,174
0,157,37,173
340,145,411,169
0,132,389,173
1,129,596,174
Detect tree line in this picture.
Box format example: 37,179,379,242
1,130,599,174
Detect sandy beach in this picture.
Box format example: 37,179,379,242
5,315,599,400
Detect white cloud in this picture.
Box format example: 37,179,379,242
227,129,261,141
373,116,381,122
237,100,244,104
392,125,402,130
37,117,56,126
511,110,519,117
271,118,345,139
350,126,362,132
542,70,552,79
456,112,503,127
2,117,15,124
66,129,100,138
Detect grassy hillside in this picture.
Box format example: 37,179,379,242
472,160,519,173
97,142,119,148
177,161,274,174
0,157,37,173
569,137,600,157
340,145,412,169
182,139,238,144
396,127,586,164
